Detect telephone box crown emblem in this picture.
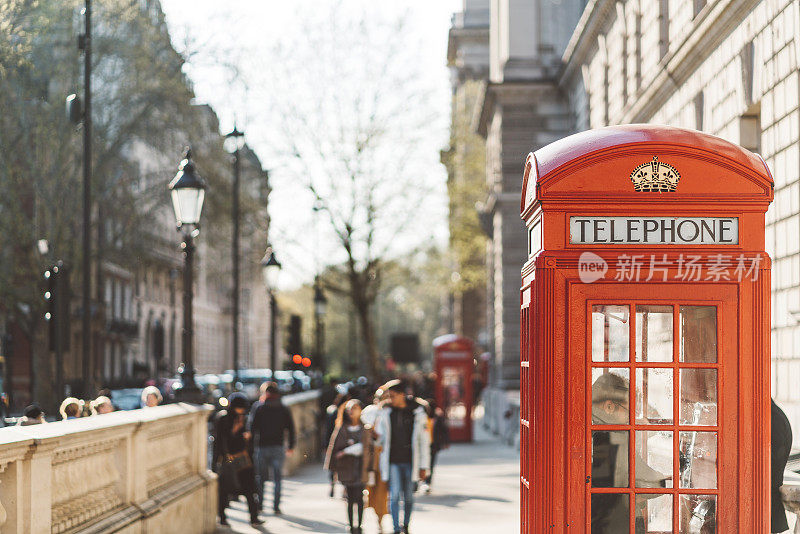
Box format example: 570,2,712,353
630,157,681,192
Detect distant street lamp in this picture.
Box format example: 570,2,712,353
225,125,245,384
313,276,327,372
169,148,206,402
260,247,281,373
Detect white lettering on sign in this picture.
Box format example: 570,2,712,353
569,217,738,245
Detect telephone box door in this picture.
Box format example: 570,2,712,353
568,282,739,533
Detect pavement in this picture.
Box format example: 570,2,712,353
216,422,519,534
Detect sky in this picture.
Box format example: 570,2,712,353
160,0,461,289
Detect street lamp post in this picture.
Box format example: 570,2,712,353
81,0,92,397
313,276,327,372
169,148,206,402
260,247,281,373
225,126,244,384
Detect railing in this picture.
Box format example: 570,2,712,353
0,403,216,534
282,390,321,474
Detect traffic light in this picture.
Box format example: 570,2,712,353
44,261,71,352
44,266,57,351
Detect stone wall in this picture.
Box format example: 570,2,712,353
282,390,321,475
0,404,216,534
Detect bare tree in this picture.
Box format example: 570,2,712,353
251,2,447,378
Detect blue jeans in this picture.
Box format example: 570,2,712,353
389,463,414,531
254,445,285,511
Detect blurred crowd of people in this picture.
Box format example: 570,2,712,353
322,377,450,534
14,385,164,426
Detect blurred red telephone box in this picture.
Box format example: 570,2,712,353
519,125,773,533
433,334,474,443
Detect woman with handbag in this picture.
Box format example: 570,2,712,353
213,392,263,527
325,399,371,534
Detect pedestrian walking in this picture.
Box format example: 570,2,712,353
324,391,351,498
247,381,295,515
213,392,262,527
424,399,449,494
141,386,162,407
362,386,391,533
326,399,372,534
375,380,430,534
17,403,46,426
60,397,83,420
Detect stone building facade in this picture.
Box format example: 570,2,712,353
454,0,584,417
561,0,800,444
444,1,491,350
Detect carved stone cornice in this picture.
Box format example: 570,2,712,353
477,80,563,137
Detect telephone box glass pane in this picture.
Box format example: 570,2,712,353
592,493,629,533
592,368,630,424
441,366,467,429
679,306,717,363
679,369,717,426
635,430,673,488
635,494,673,533
636,305,673,362
679,431,717,489
592,305,630,362
636,368,673,424
679,494,716,533
592,431,629,487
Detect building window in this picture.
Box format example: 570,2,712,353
659,0,669,59
740,104,761,154
125,284,133,321
693,92,704,131
105,279,113,319
114,280,122,319
635,5,642,91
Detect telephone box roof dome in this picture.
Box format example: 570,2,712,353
521,124,773,217
432,334,473,350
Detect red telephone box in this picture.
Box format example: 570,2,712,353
519,125,773,533
433,334,474,443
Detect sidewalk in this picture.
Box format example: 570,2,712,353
216,423,519,533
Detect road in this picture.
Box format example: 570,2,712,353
217,424,519,533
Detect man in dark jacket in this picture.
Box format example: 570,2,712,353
247,382,296,515
772,399,792,533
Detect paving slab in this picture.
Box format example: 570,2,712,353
216,423,519,534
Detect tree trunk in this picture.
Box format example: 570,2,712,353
354,300,380,379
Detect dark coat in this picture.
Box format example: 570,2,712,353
247,398,296,449
772,399,792,533
213,410,257,497
325,424,374,487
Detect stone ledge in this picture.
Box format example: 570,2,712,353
0,404,216,534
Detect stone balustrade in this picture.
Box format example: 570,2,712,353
0,403,216,534
282,390,321,474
